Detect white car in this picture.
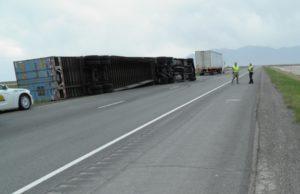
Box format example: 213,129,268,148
0,84,34,111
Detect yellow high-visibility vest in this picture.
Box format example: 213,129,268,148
232,65,240,73
248,65,254,72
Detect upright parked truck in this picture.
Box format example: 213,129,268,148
195,50,224,75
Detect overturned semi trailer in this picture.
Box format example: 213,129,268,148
84,56,156,94
14,55,196,102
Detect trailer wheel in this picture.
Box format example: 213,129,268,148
88,85,103,95
168,77,175,83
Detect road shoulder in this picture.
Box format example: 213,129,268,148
254,70,300,193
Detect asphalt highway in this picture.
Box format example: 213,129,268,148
0,68,260,194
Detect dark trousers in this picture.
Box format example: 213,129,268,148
249,72,253,84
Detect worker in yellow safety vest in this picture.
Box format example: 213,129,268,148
232,62,240,84
248,63,254,84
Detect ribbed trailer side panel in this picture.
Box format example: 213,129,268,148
108,56,155,89
83,56,107,95
58,57,85,98
14,55,196,102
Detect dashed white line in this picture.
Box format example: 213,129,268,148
226,99,241,103
97,101,125,109
12,72,248,194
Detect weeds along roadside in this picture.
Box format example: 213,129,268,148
264,66,300,123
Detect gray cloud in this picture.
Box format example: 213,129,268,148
1,0,300,81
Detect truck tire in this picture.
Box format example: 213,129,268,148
88,85,103,95
168,77,175,83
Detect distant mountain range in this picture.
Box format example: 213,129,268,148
189,46,300,66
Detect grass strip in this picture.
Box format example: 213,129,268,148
264,66,300,123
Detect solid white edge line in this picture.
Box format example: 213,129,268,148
12,72,248,194
97,101,125,109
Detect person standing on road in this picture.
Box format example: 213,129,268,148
248,63,254,84
232,62,240,84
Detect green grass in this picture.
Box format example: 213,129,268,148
264,66,300,123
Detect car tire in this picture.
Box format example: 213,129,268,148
19,94,31,110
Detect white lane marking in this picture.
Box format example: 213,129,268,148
226,99,241,103
97,101,125,109
12,72,248,194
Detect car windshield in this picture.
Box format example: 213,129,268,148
0,84,6,90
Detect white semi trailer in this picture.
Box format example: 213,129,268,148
195,50,224,75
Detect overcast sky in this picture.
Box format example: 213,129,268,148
1,0,300,81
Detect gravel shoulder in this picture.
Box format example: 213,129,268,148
255,70,300,194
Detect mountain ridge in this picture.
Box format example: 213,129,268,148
189,46,300,66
